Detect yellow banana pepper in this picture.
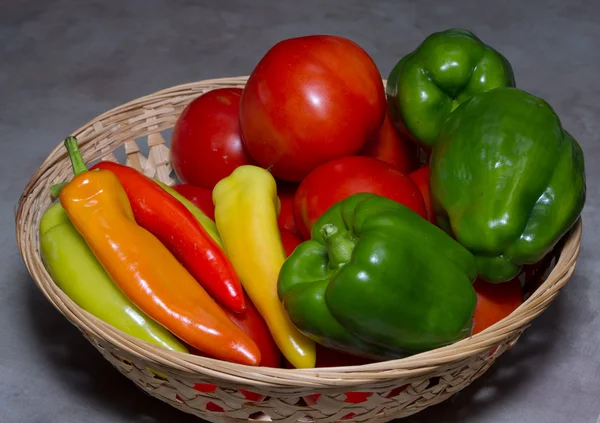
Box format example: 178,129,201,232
213,165,316,368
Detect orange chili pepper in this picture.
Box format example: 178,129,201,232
58,137,260,366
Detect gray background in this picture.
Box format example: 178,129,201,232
2,1,599,422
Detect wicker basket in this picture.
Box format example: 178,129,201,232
16,76,582,423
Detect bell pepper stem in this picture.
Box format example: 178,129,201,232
49,137,88,201
321,224,355,269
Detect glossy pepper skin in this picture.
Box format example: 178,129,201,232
40,203,188,353
278,193,478,359
156,181,220,245
213,165,316,368
386,28,515,149
91,161,244,313
223,291,282,368
430,87,586,283
188,290,283,368
59,137,260,366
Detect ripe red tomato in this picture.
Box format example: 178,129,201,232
280,229,303,257
408,165,436,225
239,35,386,182
360,111,419,174
293,156,427,239
170,88,256,189
277,183,300,237
472,278,523,335
173,184,215,220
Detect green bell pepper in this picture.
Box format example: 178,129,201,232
430,87,586,283
278,193,478,359
40,202,188,353
386,28,515,149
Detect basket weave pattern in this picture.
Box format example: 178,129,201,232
16,77,582,423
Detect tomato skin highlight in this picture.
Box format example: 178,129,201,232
239,35,386,182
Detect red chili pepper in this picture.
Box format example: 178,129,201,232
91,161,246,313
190,229,296,367
224,291,282,368
187,291,281,367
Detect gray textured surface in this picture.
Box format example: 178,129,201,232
3,1,600,422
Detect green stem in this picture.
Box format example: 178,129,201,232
321,224,356,269
50,182,68,201
49,136,88,201
64,136,88,176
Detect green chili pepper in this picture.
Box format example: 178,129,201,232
40,202,188,353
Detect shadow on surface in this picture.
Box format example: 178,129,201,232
401,290,566,423
25,273,202,423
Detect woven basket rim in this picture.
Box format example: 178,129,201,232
15,76,583,389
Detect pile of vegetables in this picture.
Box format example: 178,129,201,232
40,28,586,370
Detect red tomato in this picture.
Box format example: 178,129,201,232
239,35,386,182
277,183,300,237
170,88,256,189
360,111,419,174
408,165,436,225
280,229,303,258
173,184,215,220
224,292,282,368
293,156,427,239
472,278,523,335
